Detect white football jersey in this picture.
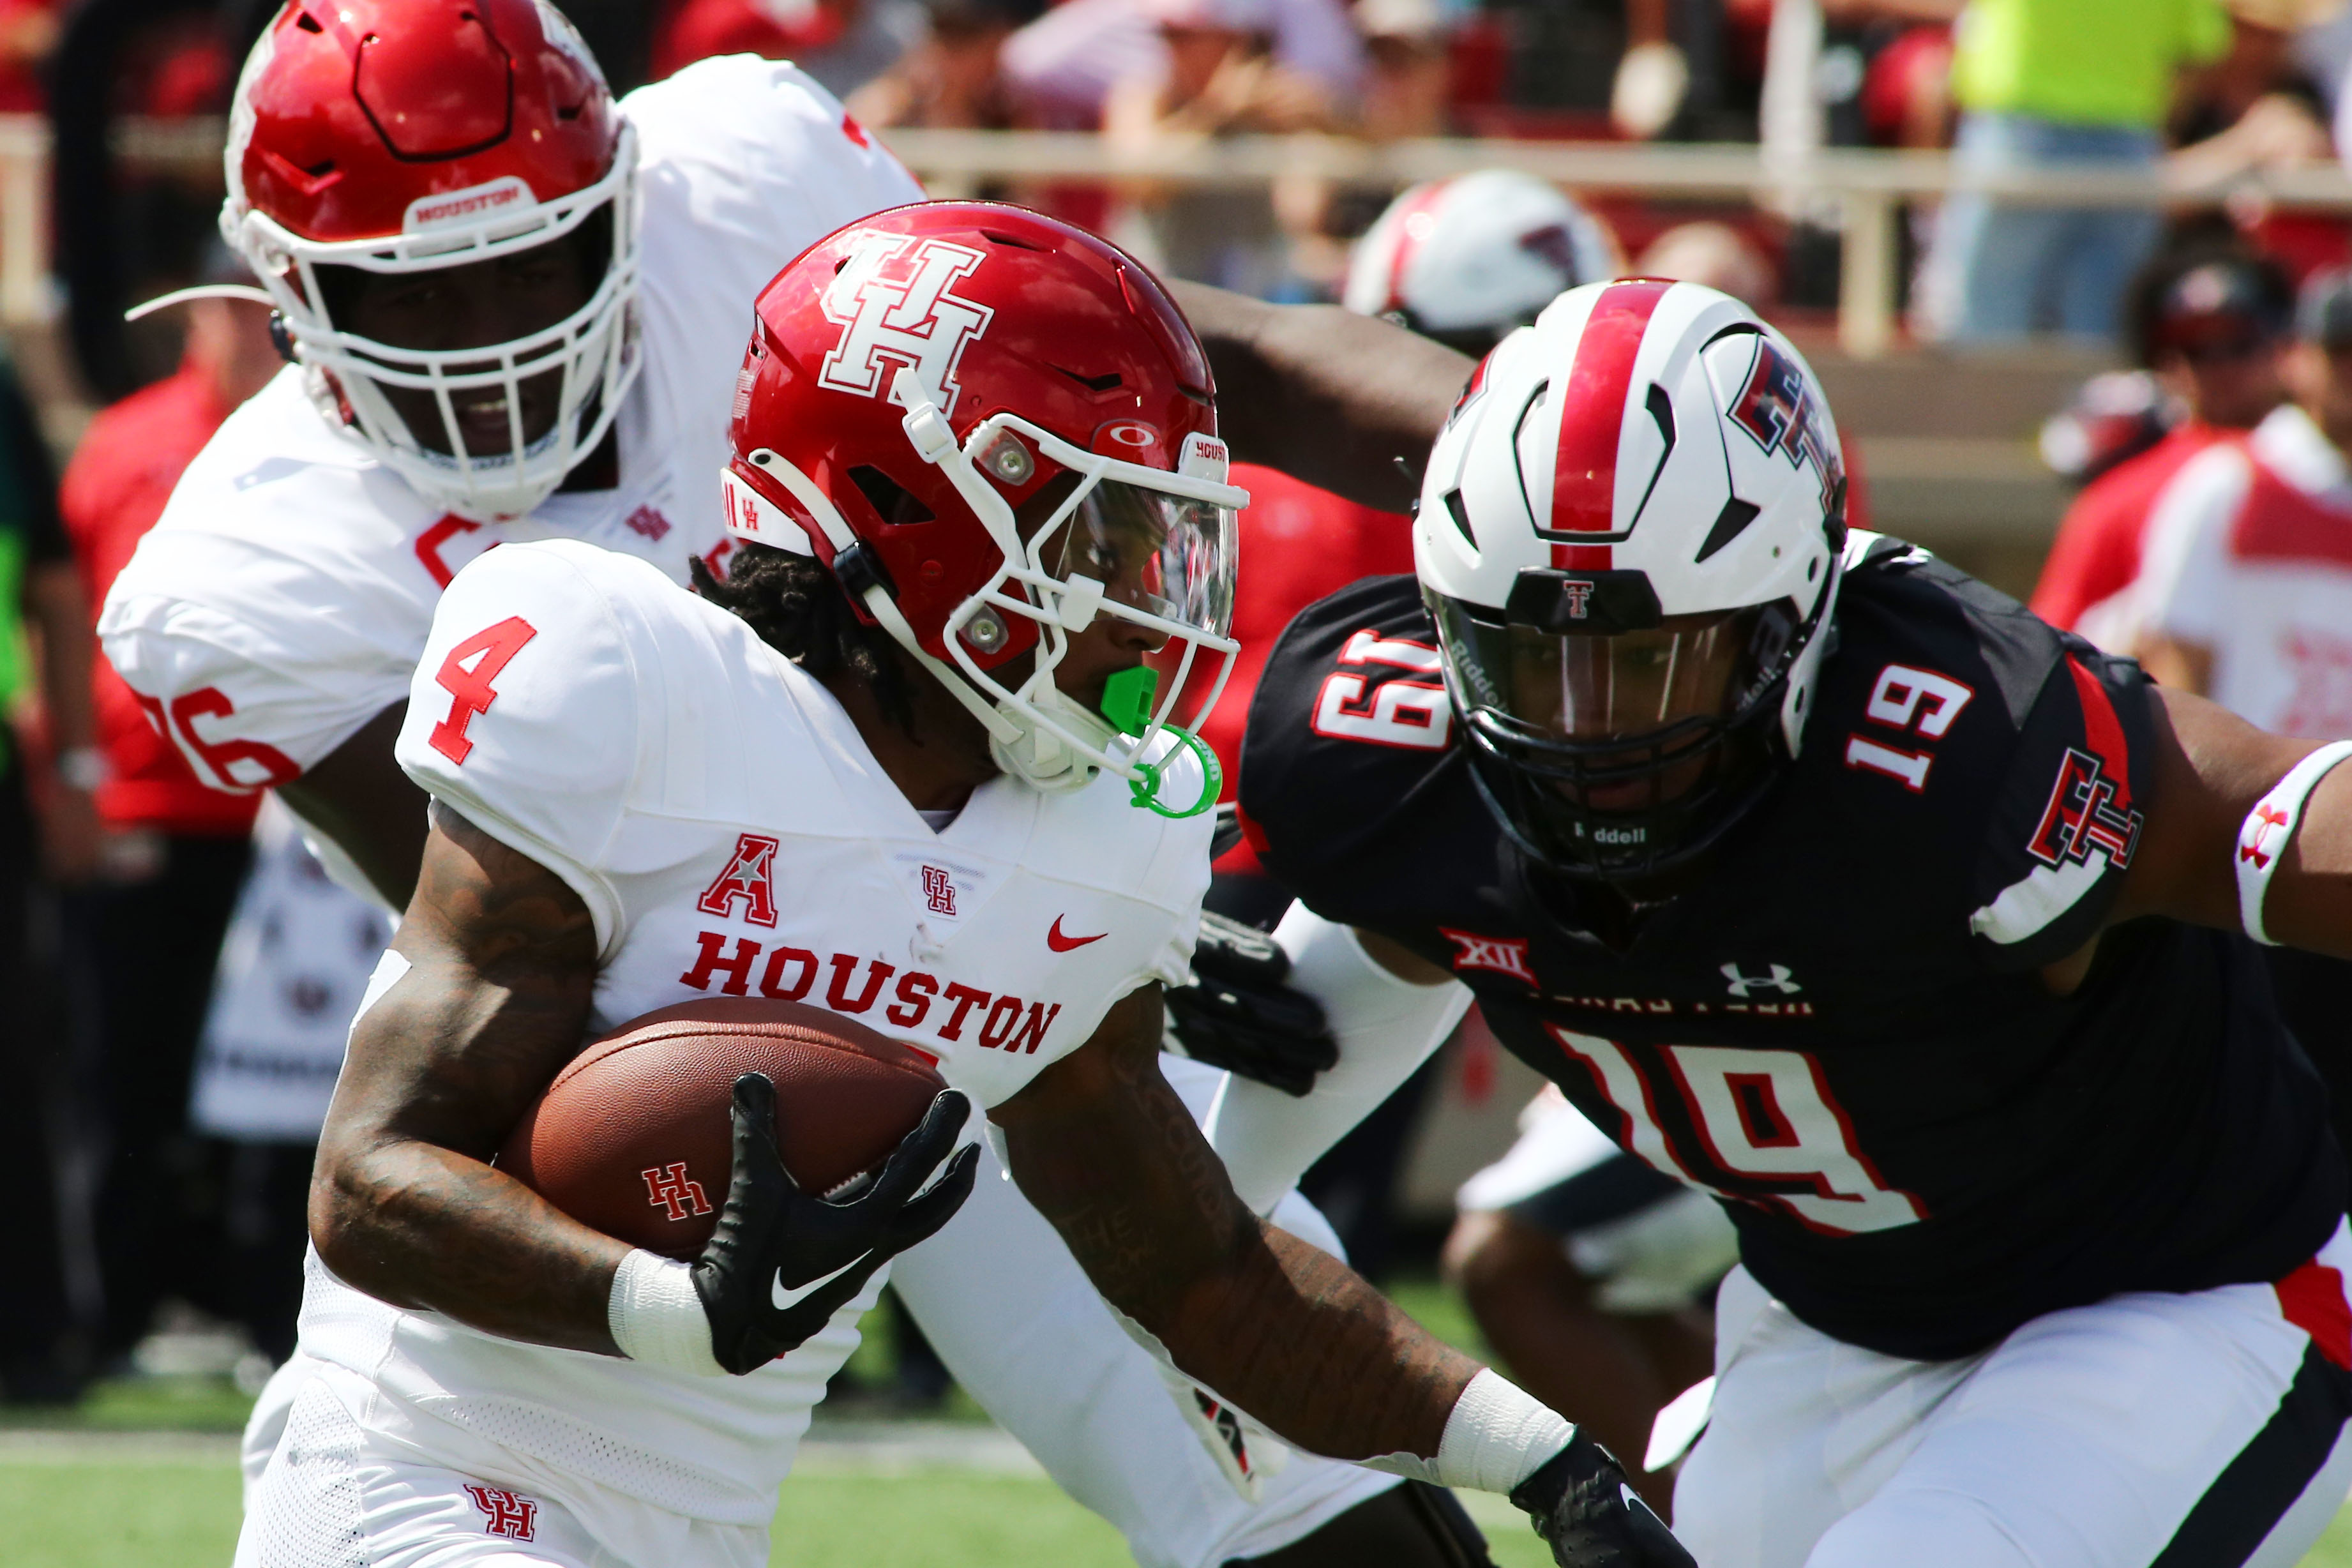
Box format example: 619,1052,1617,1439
98,56,924,794
289,538,1211,1559
2139,403,2352,738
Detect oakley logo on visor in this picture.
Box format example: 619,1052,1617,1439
1504,568,1662,634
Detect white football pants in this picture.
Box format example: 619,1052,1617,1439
1677,1221,2352,1568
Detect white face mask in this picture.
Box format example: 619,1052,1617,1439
229,124,644,523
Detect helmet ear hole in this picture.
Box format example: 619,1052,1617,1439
847,465,935,527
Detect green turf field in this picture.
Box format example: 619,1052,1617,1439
5,1454,2352,1568
12,1279,2352,1566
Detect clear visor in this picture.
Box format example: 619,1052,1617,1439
1050,478,1235,640
1438,601,1794,745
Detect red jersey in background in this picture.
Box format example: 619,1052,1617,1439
61,363,261,836
2029,423,2237,651
1202,464,1414,875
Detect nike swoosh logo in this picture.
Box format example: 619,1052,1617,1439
771,1255,865,1312
1048,915,1106,952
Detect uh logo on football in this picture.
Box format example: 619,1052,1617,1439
818,231,995,415
679,834,1064,1058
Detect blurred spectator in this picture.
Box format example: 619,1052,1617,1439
1353,0,1453,140
0,0,56,112
0,345,104,1403
848,0,1046,128
2030,242,2291,649
1002,0,1364,130
2130,263,2352,1186
2037,369,2178,485
57,269,276,1368
653,0,929,98
1634,220,1777,306
1099,0,1361,294
0,368,92,1403
1915,0,2232,343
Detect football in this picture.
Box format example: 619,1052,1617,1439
498,997,947,1260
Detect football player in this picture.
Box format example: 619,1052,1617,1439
253,203,1689,1568
98,3,1506,1564
1221,277,2352,1567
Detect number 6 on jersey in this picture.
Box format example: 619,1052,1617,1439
430,616,539,766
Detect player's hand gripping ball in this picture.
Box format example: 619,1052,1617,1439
500,998,980,1370
1511,1432,1697,1568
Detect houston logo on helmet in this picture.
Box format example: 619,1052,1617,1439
819,233,995,416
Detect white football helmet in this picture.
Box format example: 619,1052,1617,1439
1343,171,1621,354
1416,278,1848,884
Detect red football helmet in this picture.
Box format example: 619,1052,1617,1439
221,0,640,520
720,202,1244,807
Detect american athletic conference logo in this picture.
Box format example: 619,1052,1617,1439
818,232,994,416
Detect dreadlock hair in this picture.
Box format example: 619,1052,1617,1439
690,541,923,737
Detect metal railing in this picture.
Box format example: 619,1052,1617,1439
10,114,2352,358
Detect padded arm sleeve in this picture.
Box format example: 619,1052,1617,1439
1203,903,1472,1216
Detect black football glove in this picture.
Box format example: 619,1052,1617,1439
690,1073,978,1375
1509,1431,1696,1568
1163,910,1340,1097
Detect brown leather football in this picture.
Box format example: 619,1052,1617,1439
498,997,947,1260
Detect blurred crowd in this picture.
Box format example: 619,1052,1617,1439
0,0,2349,1462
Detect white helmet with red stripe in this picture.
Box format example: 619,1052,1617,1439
1343,171,1620,355
1416,277,1849,885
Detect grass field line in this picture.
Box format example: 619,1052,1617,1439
0,1429,241,1465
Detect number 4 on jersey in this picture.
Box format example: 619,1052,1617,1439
430,616,538,765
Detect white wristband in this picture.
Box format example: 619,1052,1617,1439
607,1249,725,1377
2235,741,2352,946
1362,1368,1574,1495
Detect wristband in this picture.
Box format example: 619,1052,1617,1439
1362,1368,1574,1494
2235,741,2352,946
607,1249,725,1376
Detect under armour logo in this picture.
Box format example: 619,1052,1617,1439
1721,962,1800,997
1440,928,1537,985
921,864,958,917
1560,581,1594,620
465,1485,539,1541
819,234,993,415
697,833,780,928
640,1162,712,1223
2240,803,2291,869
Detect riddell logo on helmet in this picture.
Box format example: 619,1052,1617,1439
819,233,995,416
403,177,534,234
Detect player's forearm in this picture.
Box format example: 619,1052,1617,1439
312,1129,628,1353
1002,995,1480,1464
26,561,97,751
1168,280,1470,512
1165,1223,1482,1463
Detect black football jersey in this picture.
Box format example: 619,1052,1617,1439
1240,537,2344,1361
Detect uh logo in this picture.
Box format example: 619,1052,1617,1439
818,231,995,416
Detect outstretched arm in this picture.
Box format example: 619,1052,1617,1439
998,983,1476,1460
1170,280,1473,512
2108,685,2352,956
998,984,1694,1563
